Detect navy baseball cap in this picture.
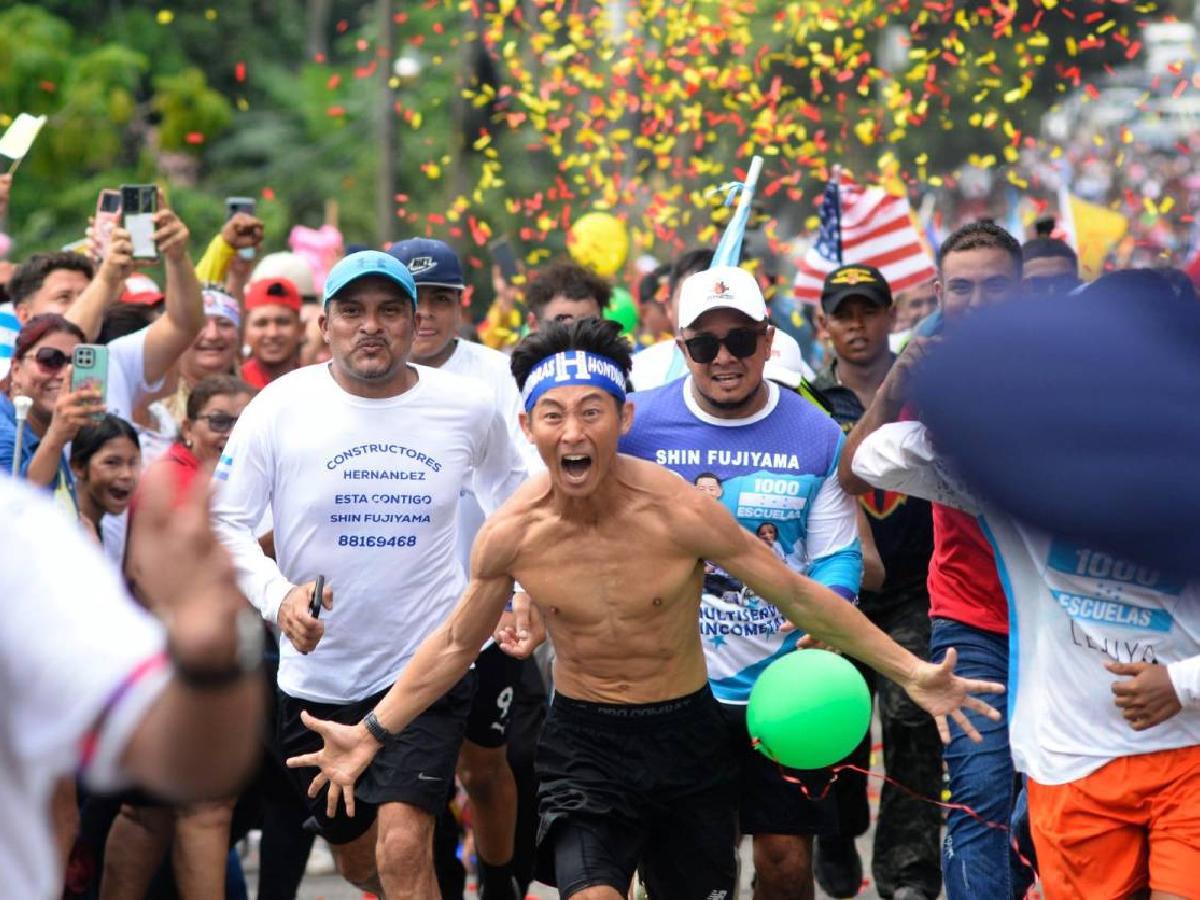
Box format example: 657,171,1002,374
386,238,465,290
322,250,417,308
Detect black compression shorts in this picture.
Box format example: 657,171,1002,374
465,642,523,748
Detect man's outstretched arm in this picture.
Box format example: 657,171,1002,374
286,517,518,816
687,494,1002,742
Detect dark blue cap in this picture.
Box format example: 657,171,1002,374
323,251,417,308
386,238,465,290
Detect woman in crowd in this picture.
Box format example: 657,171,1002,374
69,414,140,563
0,314,100,512
161,288,242,428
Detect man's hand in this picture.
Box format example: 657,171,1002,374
879,336,934,410
286,713,379,818
96,227,135,290
128,463,246,668
1107,661,1182,731
278,580,332,653
495,592,545,659
45,368,105,446
221,212,264,251
902,648,1005,744
152,189,191,262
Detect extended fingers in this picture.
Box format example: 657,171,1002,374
307,772,329,799
935,714,951,745
286,752,321,770
961,678,1005,696
962,694,1001,721
343,784,356,818
951,708,983,743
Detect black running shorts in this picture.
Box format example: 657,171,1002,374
465,642,523,748
534,685,740,898
278,671,475,845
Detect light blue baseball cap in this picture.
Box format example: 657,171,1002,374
322,250,417,309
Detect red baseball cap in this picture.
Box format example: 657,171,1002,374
245,277,303,313
121,274,164,306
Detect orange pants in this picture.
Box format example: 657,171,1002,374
1027,744,1200,899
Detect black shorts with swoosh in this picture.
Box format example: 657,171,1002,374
278,671,476,844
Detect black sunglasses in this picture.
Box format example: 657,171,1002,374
195,413,239,434
683,326,765,364
32,347,71,371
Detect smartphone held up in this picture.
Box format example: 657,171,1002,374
121,184,159,261
69,344,109,421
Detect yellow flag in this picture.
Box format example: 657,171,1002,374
1062,192,1128,280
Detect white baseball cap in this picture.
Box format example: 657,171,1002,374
764,330,815,388
677,265,767,331
251,251,317,299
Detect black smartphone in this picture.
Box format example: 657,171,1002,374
309,574,325,619
489,237,520,283
225,196,257,260
120,184,158,261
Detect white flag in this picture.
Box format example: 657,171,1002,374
0,114,47,160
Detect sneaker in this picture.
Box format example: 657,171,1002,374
305,837,337,875
813,835,863,898
891,888,928,900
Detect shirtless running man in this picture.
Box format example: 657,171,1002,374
288,317,1003,900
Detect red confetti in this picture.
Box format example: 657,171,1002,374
234,61,246,83
185,131,204,145
326,106,347,117
261,187,275,201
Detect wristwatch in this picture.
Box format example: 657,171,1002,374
360,710,396,745
171,607,263,689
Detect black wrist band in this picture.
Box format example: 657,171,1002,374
361,710,394,744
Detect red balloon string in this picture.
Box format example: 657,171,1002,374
751,738,1040,883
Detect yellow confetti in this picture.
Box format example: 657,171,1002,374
156,9,174,25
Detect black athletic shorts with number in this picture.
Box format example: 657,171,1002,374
720,702,838,836
534,685,739,898
278,671,475,845
465,642,522,748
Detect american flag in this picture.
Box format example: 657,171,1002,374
793,174,936,304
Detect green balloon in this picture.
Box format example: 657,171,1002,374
603,286,638,336
746,649,871,770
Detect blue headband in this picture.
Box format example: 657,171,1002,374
522,351,627,412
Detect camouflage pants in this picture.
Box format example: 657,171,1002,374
826,593,943,899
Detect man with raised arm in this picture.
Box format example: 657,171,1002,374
289,318,1003,900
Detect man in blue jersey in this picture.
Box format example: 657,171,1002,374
619,265,863,899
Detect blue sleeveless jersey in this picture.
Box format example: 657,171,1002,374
620,377,863,703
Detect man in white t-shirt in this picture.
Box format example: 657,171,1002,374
0,467,261,900
852,420,1200,900
388,236,536,899
211,250,528,897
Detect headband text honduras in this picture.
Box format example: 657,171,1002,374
521,351,627,412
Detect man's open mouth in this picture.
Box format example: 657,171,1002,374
561,453,592,479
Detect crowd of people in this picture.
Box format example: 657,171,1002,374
2,140,1198,900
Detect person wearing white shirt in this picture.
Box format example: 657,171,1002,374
388,236,536,899
211,251,528,898
852,420,1200,900
0,467,261,900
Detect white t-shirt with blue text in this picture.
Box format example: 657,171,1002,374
853,421,1200,785
211,363,529,704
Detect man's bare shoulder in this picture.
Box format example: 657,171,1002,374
471,473,553,578
613,454,730,545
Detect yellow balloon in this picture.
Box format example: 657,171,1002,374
567,212,629,279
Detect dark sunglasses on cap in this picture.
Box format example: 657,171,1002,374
195,413,239,434
32,347,72,371
683,326,766,364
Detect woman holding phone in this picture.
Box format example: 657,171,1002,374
0,314,103,512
